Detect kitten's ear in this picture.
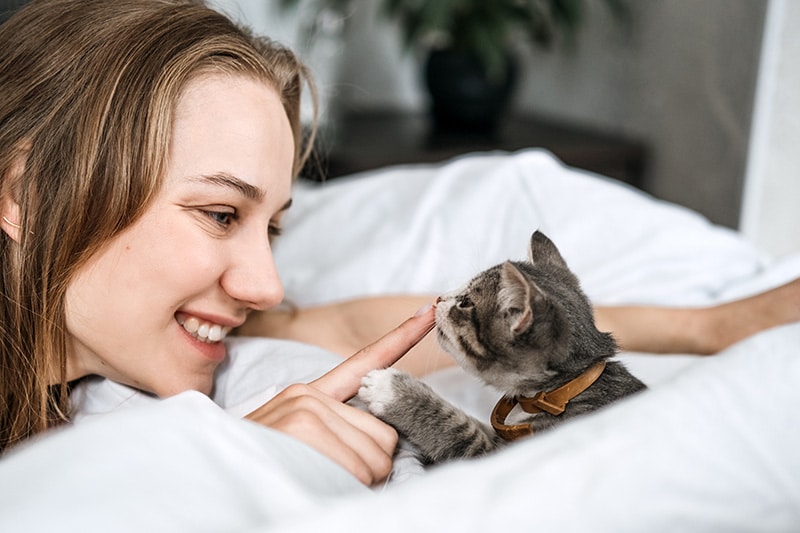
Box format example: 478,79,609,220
499,261,539,335
528,230,568,268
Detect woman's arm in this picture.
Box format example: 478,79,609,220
596,278,800,355
239,279,800,376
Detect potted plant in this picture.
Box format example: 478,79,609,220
281,0,627,130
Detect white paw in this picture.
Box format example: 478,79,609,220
358,368,400,416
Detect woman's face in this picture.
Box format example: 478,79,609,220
65,74,295,396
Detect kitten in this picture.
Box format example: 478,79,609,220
358,230,645,464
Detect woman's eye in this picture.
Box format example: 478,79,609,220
205,209,236,227
268,223,283,241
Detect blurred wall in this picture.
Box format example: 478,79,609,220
211,0,767,230
512,1,766,230
0,0,30,24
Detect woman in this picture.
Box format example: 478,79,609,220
1,0,798,487
0,0,434,486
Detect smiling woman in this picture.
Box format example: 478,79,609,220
64,75,295,397
0,0,309,447
0,0,438,487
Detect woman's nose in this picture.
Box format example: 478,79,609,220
221,240,284,311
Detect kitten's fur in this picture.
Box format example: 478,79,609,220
358,231,645,464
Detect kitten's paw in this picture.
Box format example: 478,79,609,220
358,368,402,417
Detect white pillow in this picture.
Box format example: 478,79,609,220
0,389,366,533
275,150,768,307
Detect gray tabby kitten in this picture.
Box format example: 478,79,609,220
358,230,645,464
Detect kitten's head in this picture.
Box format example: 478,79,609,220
435,231,615,395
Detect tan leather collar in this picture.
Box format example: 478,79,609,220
491,360,607,441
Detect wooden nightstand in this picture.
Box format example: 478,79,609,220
306,111,648,188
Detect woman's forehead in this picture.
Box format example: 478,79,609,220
166,74,294,201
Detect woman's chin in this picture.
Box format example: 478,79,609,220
147,371,216,398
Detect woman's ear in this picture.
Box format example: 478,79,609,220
1,198,23,242
1,145,29,242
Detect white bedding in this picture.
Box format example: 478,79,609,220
1,150,798,532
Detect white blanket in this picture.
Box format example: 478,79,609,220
272,323,800,533
1,150,798,532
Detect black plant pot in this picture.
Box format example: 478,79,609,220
424,48,518,133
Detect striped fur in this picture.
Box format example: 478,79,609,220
358,231,645,465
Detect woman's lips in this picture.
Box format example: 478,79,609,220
175,312,233,343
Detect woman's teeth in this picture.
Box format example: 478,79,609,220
178,316,231,343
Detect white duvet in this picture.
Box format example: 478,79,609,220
1,150,798,532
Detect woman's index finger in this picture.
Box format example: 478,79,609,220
311,305,436,401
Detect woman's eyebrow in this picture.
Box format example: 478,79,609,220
190,172,266,201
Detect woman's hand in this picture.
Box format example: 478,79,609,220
244,304,435,486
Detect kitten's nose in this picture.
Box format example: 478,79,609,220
435,296,443,305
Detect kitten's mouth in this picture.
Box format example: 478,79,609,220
434,325,455,353
433,299,453,347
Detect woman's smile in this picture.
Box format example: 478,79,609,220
63,74,294,396
174,311,237,363
175,312,234,344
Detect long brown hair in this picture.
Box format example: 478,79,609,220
0,0,316,452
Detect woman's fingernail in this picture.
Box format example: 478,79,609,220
414,303,433,317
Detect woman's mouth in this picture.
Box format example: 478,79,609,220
176,315,232,343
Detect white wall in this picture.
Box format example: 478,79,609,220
740,0,800,259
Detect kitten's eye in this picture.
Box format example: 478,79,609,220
457,296,473,309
